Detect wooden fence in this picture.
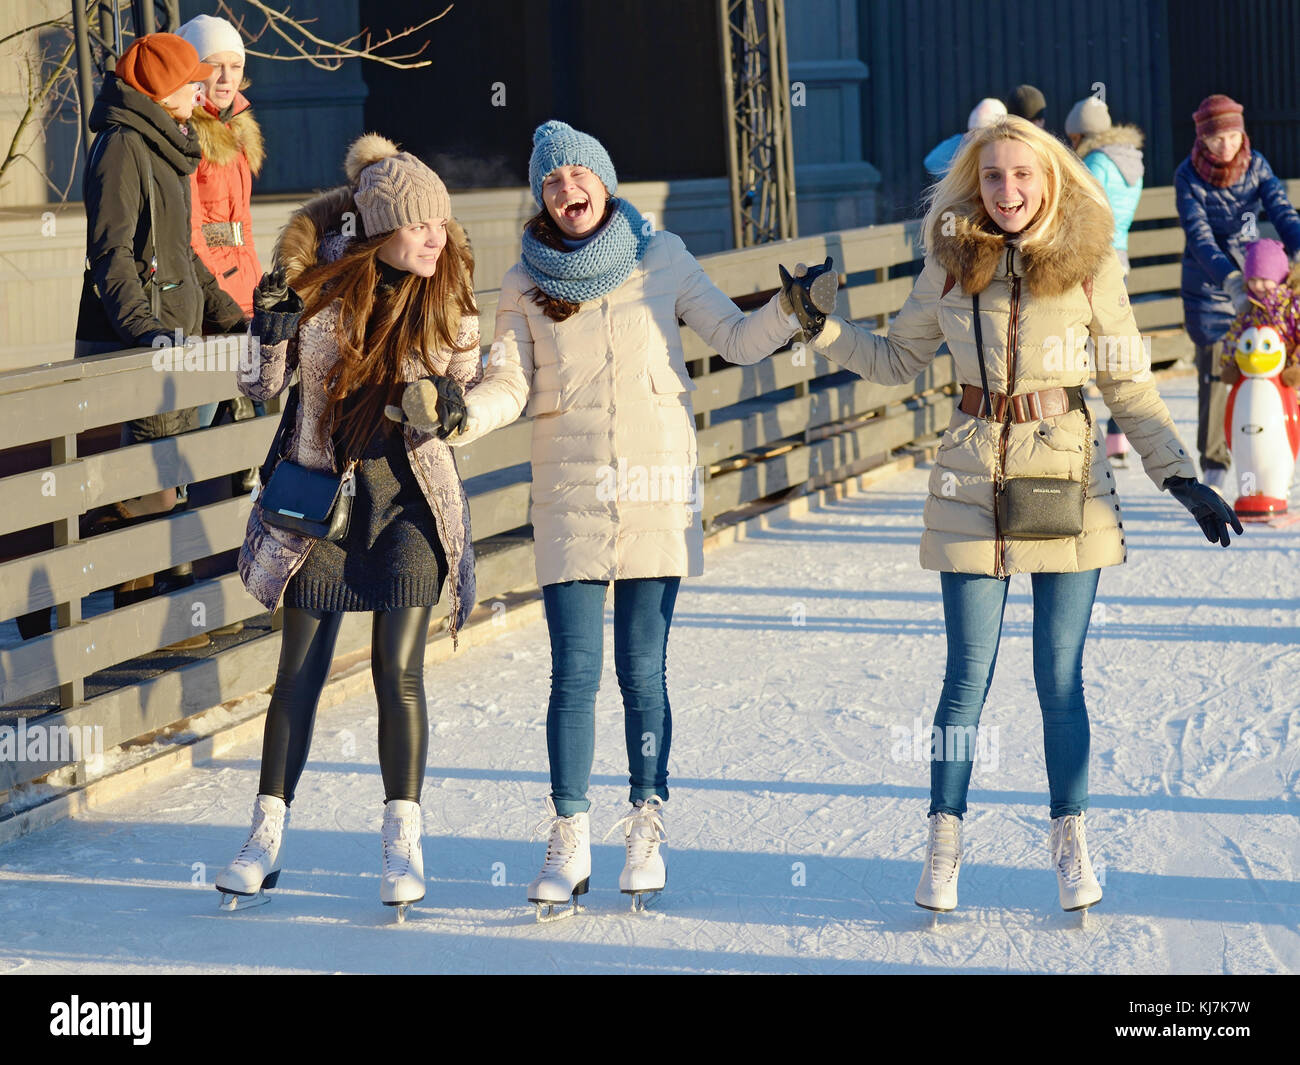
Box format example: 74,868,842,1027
0,182,1277,794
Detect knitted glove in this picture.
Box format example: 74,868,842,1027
1220,360,1242,385
251,267,304,346
1163,475,1244,547
778,257,839,340
1222,270,1249,314
385,374,467,439
1281,364,1300,389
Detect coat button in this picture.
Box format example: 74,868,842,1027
1114,504,1120,510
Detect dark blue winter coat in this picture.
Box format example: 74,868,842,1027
1175,151,1300,346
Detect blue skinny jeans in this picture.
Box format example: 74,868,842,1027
930,569,1100,820
541,578,679,815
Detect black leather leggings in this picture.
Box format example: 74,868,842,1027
257,606,432,805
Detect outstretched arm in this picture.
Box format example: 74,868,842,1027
810,255,947,385
672,234,798,366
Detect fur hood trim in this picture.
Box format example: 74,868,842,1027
1075,123,1144,161
192,93,265,176
273,186,357,284
930,179,1115,298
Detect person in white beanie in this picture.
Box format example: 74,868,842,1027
174,15,263,316
1066,95,1146,463
924,98,1008,178
175,14,267,634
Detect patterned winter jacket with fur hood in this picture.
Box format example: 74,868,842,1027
812,182,1198,577
235,187,482,642
190,91,264,314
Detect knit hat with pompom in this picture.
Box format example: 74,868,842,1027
528,120,617,207
345,132,450,237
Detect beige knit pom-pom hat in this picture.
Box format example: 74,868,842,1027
345,132,450,236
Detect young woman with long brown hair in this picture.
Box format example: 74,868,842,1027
214,135,479,919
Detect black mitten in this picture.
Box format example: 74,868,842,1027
386,374,467,439
1163,476,1244,547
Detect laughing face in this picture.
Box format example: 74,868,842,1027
979,139,1044,235
542,164,608,238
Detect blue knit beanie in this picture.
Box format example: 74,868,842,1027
528,120,618,207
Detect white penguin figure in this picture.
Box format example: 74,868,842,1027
1224,324,1300,518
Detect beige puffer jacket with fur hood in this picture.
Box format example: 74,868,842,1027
813,183,1198,576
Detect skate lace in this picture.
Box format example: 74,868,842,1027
927,814,961,884
602,798,667,869
532,798,582,873
232,805,281,868
1052,816,1088,886
383,815,419,877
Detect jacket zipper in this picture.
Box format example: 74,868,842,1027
995,246,1020,579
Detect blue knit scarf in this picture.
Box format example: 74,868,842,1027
520,197,651,303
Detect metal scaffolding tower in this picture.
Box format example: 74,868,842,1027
717,0,798,248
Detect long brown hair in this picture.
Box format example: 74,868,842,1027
524,198,616,322
293,224,477,461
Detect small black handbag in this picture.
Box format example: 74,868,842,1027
973,294,1090,540
252,383,357,541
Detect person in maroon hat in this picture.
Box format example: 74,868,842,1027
67,33,247,643
1175,93,1300,494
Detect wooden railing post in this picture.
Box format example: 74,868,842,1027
51,430,85,709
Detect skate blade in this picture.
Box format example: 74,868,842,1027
392,902,414,924
217,889,272,912
532,900,585,923
623,889,663,913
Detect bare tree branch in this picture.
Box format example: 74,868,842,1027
0,36,77,190
214,0,451,70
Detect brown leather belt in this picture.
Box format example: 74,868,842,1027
959,384,1085,423
202,221,244,247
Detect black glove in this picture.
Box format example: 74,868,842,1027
1163,476,1244,547
251,267,304,346
778,256,839,338
252,266,299,313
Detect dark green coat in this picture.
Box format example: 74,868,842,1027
76,76,244,348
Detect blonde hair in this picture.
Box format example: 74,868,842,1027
921,115,1111,259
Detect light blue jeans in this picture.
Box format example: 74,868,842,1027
541,578,679,816
930,569,1100,819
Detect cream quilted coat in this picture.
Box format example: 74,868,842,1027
813,184,1198,576
455,230,797,586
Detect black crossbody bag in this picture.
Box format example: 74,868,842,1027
252,383,357,541
973,293,1090,540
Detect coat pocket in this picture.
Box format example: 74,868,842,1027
937,412,980,452
1030,417,1089,482
648,360,697,400
526,388,565,418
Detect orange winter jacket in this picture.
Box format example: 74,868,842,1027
189,92,264,315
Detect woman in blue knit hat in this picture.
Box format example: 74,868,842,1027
392,120,815,918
